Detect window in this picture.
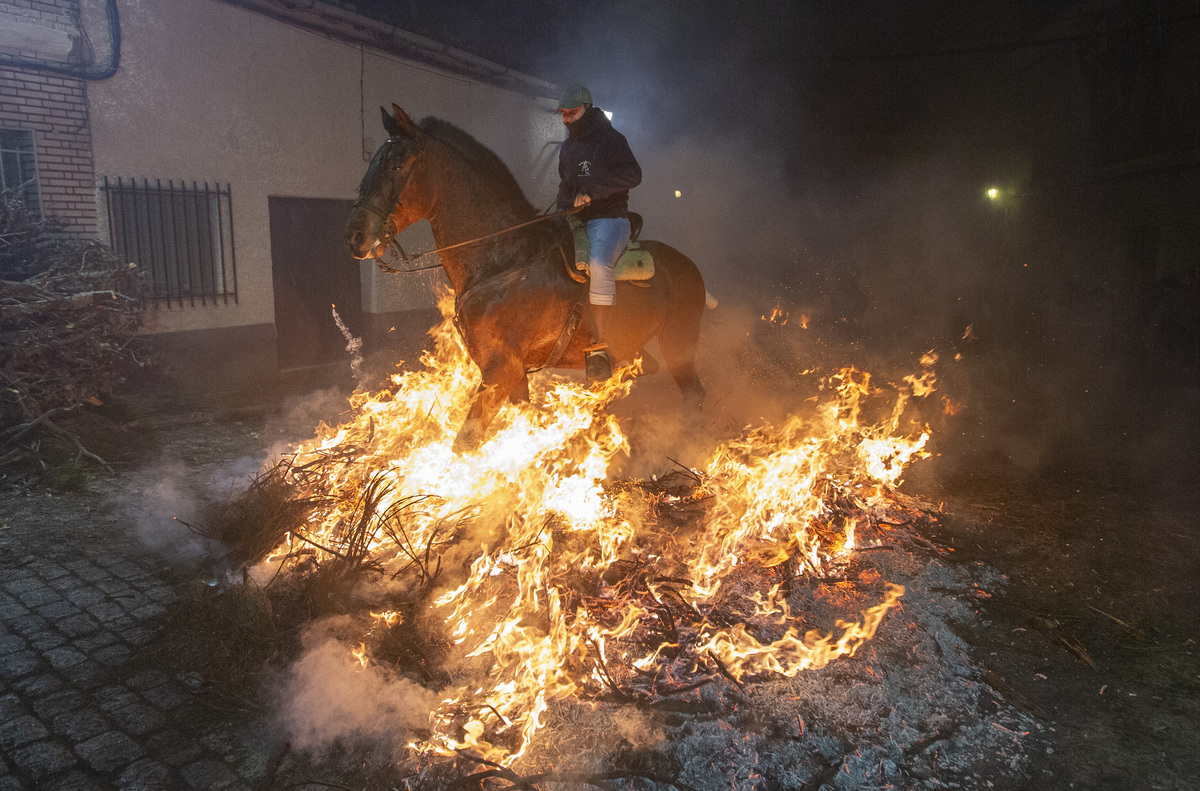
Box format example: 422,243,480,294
0,129,41,216
103,176,238,307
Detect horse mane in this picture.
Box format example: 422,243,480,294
419,117,536,217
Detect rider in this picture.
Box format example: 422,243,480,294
555,84,642,381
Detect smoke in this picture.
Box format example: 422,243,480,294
114,390,355,566
261,386,356,462
114,451,270,564
612,708,664,750
367,2,1197,484
624,126,1096,485
332,305,366,388
118,456,213,560
277,616,438,755
515,1,1176,486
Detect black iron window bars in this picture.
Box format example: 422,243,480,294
103,176,238,308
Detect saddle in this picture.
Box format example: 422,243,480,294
565,213,653,286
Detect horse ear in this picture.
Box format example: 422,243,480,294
381,106,403,138
382,103,421,141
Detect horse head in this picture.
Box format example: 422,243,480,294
345,104,432,260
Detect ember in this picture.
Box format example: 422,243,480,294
251,290,947,769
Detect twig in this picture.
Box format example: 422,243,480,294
481,703,510,726
1056,632,1096,669
1087,604,1132,630
650,676,716,698
651,576,694,587
1,404,76,443
290,531,352,562
455,752,700,791
586,635,634,702
665,457,703,482
706,650,746,695
43,417,114,473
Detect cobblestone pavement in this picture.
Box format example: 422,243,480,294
0,549,277,790
0,416,294,791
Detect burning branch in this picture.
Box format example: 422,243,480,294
226,292,941,767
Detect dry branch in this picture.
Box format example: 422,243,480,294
0,194,149,472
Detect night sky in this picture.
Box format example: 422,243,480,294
350,1,1081,172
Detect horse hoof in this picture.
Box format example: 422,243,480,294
452,419,485,454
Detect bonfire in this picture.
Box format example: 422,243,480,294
212,287,959,786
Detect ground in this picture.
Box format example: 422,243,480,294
0,338,1197,790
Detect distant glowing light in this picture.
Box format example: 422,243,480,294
674,190,681,198
604,110,613,120
986,187,1000,200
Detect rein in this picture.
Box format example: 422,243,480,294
371,207,580,274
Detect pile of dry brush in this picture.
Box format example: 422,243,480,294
0,195,149,473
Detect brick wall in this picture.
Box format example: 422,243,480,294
1,0,80,24
0,0,83,52
1,0,97,236
0,66,97,236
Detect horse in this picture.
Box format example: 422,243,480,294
345,104,708,452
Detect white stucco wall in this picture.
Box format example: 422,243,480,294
87,0,560,335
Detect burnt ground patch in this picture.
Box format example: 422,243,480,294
919,470,1200,790
1,362,1196,789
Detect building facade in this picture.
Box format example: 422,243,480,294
1,0,562,393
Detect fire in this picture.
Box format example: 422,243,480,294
762,303,788,325
261,289,937,765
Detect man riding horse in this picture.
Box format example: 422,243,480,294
555,84,641,382
344,103,708,452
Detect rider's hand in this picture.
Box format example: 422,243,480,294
573,193,591,209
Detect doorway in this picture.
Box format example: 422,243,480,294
268,197,363,371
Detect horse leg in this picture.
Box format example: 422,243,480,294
509,375,530,403
452,355,527,453
658,310,706,415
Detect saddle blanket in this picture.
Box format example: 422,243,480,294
570,216,654,281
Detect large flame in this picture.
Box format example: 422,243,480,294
262,291,935,764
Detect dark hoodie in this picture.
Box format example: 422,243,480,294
556,106,642,222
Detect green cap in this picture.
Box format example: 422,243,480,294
556,84,593,111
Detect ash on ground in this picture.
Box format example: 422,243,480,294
263,517,1040,791
482,544,1038,790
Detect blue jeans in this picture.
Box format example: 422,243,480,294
586,217,630,306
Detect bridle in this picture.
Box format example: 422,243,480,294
351,137,433,270
352,137,581,274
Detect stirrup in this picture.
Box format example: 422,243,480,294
585,347,612,382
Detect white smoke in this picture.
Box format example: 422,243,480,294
278,617,439,754
333,304,366,387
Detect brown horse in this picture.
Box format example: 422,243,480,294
345,104,708,451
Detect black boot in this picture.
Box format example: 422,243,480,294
585,347,612,381
585,304,613,382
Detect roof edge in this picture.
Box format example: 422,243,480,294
219,0,557,99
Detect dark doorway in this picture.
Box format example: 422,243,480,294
269,197,363,371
